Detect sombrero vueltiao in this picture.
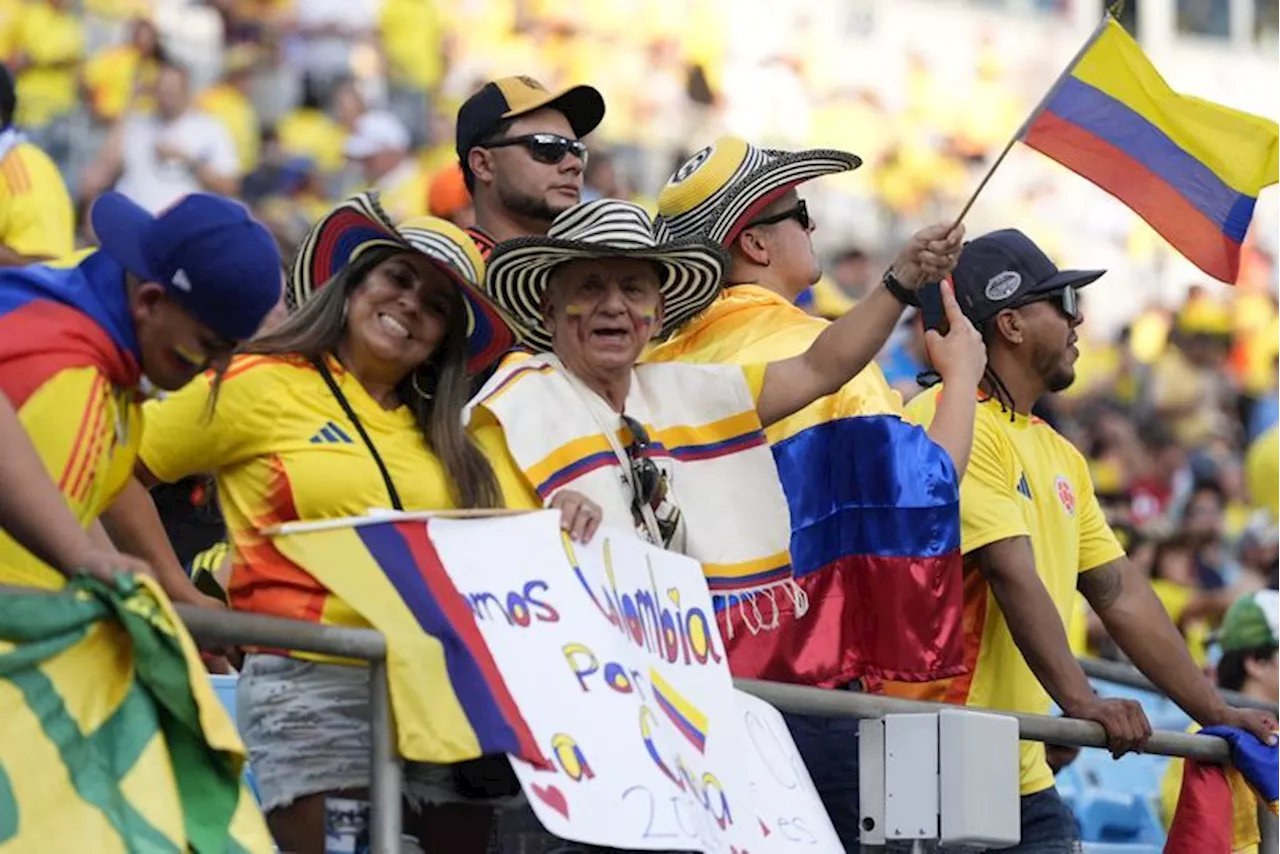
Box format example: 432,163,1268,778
290,191,517,374
656,135,862,247
484,198,727,352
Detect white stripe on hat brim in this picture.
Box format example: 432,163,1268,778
486,237,726,352
709,149,861,246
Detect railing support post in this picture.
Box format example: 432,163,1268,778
368,660,402,854
1260,802,1278,854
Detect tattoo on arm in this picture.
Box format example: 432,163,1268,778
1078,560,1125,611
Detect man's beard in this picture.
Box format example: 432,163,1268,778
1036,343,1076,393
496,181,572,223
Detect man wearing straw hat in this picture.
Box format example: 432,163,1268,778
645,136,987,847
474,194,975,851
455,76,606,258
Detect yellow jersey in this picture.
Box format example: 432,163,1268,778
0,140,74,260
890,392,1125,795
139,354,538,643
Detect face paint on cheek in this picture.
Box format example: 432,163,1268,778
564,303,587,317
170,344,207,370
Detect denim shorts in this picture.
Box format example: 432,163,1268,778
237,653,525,813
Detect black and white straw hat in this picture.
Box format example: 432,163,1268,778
656,136,861,247
485,199,728,352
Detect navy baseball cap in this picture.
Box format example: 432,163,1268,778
952,229,1105,325
90,192,283,342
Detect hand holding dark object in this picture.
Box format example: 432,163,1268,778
922,281,986,390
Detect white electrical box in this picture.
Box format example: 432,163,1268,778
939,709,1021,847
860,709,1022,849
885,714,940,840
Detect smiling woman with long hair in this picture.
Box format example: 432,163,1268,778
102,193,601,854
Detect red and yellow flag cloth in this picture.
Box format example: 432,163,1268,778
1165,725,1278,854
270,517,549,767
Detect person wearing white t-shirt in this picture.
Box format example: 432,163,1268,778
82,62,240,213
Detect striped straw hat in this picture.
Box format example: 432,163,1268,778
656,136,861,247
290,191,517,374
485,198,727,352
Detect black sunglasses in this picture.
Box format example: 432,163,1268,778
479,133,589,167
746,199,811,231
621,414,661,509
1018,286,1080,321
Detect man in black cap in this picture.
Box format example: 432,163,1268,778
454,76,605,257
895,229,1277,852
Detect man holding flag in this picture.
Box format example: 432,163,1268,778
895,228,1276,852
645,136,988,847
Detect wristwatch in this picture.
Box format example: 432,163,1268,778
882,269,920,307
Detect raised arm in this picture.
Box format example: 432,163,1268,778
756,223,964,428
915,283,986,477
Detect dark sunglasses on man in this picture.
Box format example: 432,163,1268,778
478,133,589,167
1013,285,1080,321
746,199,811,231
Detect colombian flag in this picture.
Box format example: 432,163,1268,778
0,250,142,408
644,286,965,687
270,518,548,767
1020,17,1278,283
0,575,272,853
1166,726,1278,854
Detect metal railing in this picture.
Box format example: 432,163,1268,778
1079,654,1279,713
2,586,1269,853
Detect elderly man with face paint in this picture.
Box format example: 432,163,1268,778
471,195,974,853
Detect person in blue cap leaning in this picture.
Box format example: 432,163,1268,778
0,190,282,605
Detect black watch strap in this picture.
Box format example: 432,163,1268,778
882,269,920,307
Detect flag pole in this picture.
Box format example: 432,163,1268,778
948,13,1114,230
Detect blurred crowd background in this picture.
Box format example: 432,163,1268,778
4,0,1277,679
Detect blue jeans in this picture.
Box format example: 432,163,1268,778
1002,788,1082,854
918,787,1080,853
781,705,862,852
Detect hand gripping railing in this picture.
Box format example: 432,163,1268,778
1,586,1269,853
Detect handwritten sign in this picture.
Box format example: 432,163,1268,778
427,512,838,853
736,691,843,853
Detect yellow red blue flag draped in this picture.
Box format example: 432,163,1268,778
270,518,548,767
1019,16,1278,283
0,575,272,853
645,287,966,687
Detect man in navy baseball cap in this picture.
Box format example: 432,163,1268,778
950,228,1104,329
0,190,280,597
91,190,282,347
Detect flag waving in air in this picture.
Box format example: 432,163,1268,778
1017,16,1278,283
0,575,272,853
